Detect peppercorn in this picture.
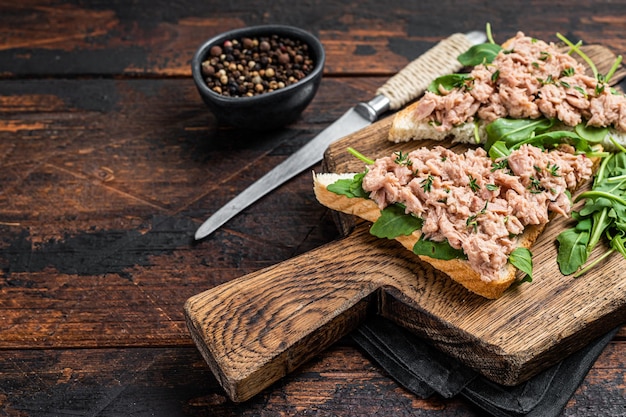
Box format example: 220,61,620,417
242,37,254,49
201,61,215,77
202,34,315,97
210,45,222,57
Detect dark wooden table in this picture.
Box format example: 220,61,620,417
1,1,625,415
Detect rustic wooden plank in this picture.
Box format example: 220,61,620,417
0,182,337,349
1,77,370,349
0,342,623,416
2,1,626,77
2,2,626,415
0,76,355,238
0,190,338,350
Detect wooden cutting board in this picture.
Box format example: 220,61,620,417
184,45,626,403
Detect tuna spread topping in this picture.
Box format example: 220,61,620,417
362,145,593,282
415,32,626,132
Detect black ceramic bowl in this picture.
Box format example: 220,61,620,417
191,25,325,131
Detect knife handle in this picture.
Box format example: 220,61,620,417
376,32,478,111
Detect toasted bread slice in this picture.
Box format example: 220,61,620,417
388,33,626,150
387,104,626,150
388,111,489,144
387,34,511,146
313,172,547,299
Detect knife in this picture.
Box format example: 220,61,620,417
195,30,487,240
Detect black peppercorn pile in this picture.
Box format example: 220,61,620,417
201,34,315,97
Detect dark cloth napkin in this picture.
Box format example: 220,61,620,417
352,316,618,417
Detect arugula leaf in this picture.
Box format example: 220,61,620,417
609,230,626,258
488,141,512,159
578,197,612,216
509,247,534,281
413,235,466,260
485,118,555,151
518,131,592,153
427,74,473,94
556,217,591,275
484,117,596,158
327,172,368,199
347,147,375,165
604,151,626,180
557,150,626,277
574,124,608,143
370,205,423,239
457,43,502,66
588,208,611,252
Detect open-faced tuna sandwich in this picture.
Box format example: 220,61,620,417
314,29,626,299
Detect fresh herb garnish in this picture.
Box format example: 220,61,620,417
484,117,595,159
466,202,488,233
370,204,423,239
528,176,545,194
468,175,480,192
427,74,474,94
556,32,623,90
547,163,561,176
556,152,626,276
491,159,510,172
457,43,503,67
466,214,479,232
394,151,413,167
326,171,369,199
537,74,554,85
347,147,375,165
413,235,467,260
509,247,533,282
595,83,606,95
574,86,588,98
421,175,434,192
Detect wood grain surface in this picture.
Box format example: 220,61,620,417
2,1,626,416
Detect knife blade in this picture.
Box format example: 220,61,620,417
195,30,487,240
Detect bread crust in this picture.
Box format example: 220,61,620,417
313,172,546,299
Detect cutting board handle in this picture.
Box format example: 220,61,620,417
184,229,406,402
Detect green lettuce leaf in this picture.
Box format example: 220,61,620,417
427,74,473,94
413,235,466,260
327,172,368,198
556,219,591,275
509,247,534,282
370,204,423,239
457,43,502,66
